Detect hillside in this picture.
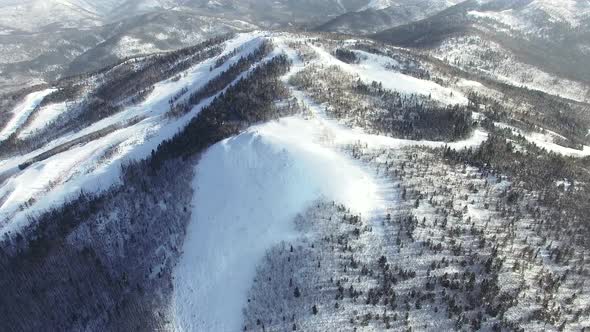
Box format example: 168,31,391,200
372,0,590,102
0,30,589,331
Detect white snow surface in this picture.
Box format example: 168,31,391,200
172,117,380,331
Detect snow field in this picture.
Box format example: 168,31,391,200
17,102,68,138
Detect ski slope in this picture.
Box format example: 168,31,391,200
0,32,267,237
309,44,468,105
18,102,68,138
0,88,56,141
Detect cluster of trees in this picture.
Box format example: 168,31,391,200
356,80,474,141
154,54,292,163
168,41,274,117
0,156,193,331
213,46,240,69
442,128,590,249
40,84,84,107
333,48,359,64
369,146,588,330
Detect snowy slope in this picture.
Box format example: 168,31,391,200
307,44,467,105
0,32,266,236
18,102,68,138
495,122,590,157
0,88,55,141
172,117,380,331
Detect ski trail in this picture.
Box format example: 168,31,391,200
0,88,56,141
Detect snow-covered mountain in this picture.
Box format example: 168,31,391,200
1,29,590,331
373,0,590,101
468,0,590,33
1,1,590,331
0,0,377,94
0,0,101,32
0,0,371,33
360,0,463,11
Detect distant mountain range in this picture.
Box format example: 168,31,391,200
316,0,464,34
1,0,589,96
372,0,590,99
